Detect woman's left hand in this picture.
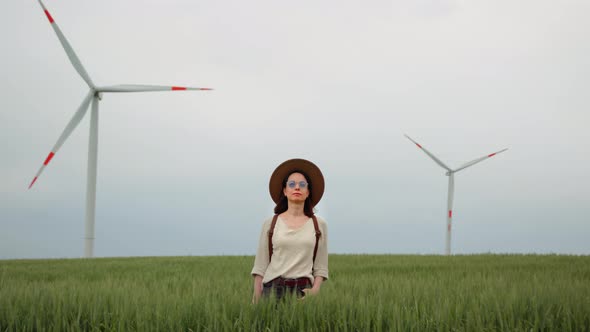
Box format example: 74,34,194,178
300,276,324,299
302,287,319,297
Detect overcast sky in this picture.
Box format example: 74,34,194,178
1,0,589,259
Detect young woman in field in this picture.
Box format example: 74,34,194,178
251,158,329,303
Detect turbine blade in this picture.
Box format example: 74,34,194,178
453,148,508,173
29,90,95,189
37,0,95,88
404,134,451,172
97,85,213,93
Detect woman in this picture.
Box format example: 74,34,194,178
251,158,329,303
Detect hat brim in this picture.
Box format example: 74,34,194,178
269,159,325,208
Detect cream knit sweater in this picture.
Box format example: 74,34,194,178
251,216,329,284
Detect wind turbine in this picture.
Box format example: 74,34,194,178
28,0,212,258
404,134,507,255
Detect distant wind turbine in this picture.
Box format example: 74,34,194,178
29,0,212,258
404,134,507,255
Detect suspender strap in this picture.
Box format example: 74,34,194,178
268,214,279,263
311,215,321,264
268,214,322,264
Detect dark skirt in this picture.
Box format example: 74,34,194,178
262,277,312,300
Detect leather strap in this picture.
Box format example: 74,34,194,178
268,214,279,263
311,215,321,263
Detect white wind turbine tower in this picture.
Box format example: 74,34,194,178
404,134,507,255
28,0,212,258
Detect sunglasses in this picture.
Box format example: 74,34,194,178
286,180,308,189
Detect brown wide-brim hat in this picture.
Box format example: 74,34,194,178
269,158,325,207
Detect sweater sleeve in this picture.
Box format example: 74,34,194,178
312,217,329,280
251,218,271,277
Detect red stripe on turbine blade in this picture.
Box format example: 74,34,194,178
415,143,422,149
44,10,55,23
171,86,186,91
44,152,55,165
29,177,38,189
488,153,496,157
448,210,452,218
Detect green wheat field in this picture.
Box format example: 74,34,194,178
1,254,589,331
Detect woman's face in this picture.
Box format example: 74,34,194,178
283,172,310,204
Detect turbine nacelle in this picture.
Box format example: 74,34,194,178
93,90,102,100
